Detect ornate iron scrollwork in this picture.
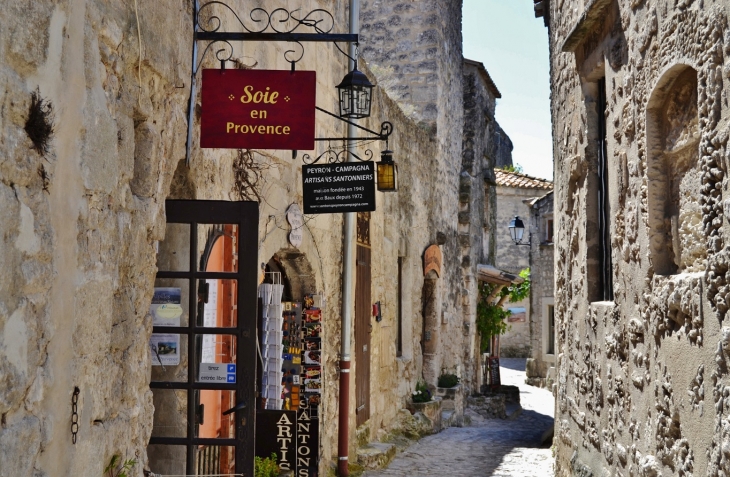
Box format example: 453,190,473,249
195,3,337,67
302,146,374,165
197,3,335,35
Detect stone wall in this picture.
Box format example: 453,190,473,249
0,1,478,475
359,0,469,395
460,59,501,389
526,191,555,385
541,0,730,475
494,185,538,357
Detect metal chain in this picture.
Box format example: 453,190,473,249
71,386,80,444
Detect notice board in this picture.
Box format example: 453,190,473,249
302,162,376,214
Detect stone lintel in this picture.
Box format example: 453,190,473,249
561,0,613,53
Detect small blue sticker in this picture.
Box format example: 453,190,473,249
227,364,236,373
227,374,236,383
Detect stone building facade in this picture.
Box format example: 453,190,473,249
0,0,509,476
537,0,730,475
494,169,553,357
525,190,555,388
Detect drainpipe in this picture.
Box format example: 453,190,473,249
337,1,359,475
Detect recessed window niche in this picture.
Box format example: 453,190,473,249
646,66,702,275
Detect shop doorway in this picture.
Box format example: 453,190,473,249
147,200,258,476
355,212,372,426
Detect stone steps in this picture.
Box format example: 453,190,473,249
356,442,397,469
441,409,455,428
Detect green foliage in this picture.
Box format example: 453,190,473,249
437,373,460,388
255,453,279,477
475,268,531,352
498,163,524,174
104,455,137,477
411,380,432,403
502,268,531,303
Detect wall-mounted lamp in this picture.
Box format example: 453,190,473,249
376,150,398,192
509,215,531,246
337,62,374,119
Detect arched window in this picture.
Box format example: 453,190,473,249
646,66,701,275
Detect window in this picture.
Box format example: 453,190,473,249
585,76,614,302
545,218,554,243
597,77,614,301
547,305,555,355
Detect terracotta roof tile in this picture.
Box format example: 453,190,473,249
494,169,553,190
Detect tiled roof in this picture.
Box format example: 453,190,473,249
494,169,553,190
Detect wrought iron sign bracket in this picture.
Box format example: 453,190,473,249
314,107,393,142
186,1,359,165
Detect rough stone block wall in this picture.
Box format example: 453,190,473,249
545,0,730,475
494,186,538,355
0,1,476,475
359,0,466,394
460,61,501,387
529,193,554,376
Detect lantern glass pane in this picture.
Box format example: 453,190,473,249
339,88,352,117
377,162,396,191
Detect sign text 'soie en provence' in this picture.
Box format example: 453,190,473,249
302,162,376,214
201,69,316,150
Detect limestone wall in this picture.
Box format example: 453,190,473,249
0,0,477,475
359,0,469,397
494,185,538,357
527,192,555,384
543,0,730,475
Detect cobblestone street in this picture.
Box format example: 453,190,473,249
362,359,555,477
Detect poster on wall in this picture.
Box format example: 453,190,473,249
200,69,316,150
150,287,182,327
150,333,181,366
201,279,219,363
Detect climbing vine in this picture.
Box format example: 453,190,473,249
475,268,531,352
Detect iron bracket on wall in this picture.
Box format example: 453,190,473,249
186,1,359,165
302,107,393,164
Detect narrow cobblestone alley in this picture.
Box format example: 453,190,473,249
362,359,555,477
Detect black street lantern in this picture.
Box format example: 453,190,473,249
337,62,374,119
509,215,527,245
376,149,397,192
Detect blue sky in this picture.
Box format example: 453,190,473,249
462,0,553,180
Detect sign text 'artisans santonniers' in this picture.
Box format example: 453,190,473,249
200,69,316,150
302,162,376,214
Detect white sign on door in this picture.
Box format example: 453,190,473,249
199,363,236,383
201,279,219,363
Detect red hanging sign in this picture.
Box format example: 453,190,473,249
200,69,316,150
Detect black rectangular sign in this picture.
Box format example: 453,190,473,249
302,162,376,214
255,409,320,476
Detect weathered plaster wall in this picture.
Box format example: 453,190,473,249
543,0,730,475
0,0,190,474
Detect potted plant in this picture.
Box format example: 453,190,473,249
254,453,279,477
437,373,459,389
407,379,443,432
411,380,432,404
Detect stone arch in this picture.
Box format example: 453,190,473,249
646,64,702,275
265,249,317,301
